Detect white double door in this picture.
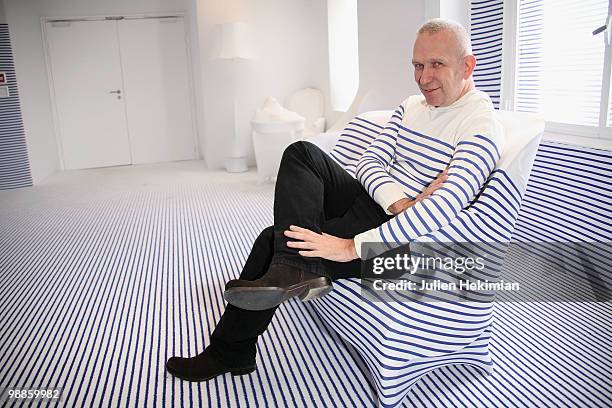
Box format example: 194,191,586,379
46,16,196,170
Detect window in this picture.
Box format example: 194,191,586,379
511,0,612,140
608,66,612,126
327,0,359,112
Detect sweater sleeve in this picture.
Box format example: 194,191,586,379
355,101,409,215
353,114,505,259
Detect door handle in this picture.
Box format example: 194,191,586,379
109,90,121,94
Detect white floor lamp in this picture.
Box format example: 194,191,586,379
214,22,251,173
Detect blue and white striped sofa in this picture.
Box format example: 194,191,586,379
306,109,545,407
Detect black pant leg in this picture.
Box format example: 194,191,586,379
321,189,393,279
271,141,366,276
208,226,278,366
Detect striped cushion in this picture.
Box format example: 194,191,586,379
309,110,544,407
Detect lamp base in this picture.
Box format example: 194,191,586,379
225,156,248,173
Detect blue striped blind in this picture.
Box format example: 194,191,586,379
470,0,504,109
0,23,33,190
515,0,609,126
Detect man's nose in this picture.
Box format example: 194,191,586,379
420,66,434,85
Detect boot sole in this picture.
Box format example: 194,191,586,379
299,282,333,302
166,363,256,382
231,366,257,376
224,277,332,310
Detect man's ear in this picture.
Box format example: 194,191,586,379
463,55,477,79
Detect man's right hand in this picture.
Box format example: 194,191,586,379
387,168,449,215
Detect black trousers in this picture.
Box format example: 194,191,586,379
208,141,392,366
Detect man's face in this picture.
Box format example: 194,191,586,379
412,30,470,107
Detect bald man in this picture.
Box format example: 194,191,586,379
166,18,504,382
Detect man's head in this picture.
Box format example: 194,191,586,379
412,19,477,107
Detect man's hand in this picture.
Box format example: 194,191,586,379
386,168,449,214
387,197,414,215
284,225,358,262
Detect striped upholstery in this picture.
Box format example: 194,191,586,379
514,142,611,243
309,109,544,407
0,23,33,190
470,0,504,109
511,142,612,302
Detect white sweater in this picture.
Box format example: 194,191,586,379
353,89,504,258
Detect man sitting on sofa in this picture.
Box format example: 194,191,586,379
166,18,504,381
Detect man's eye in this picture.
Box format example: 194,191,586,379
414,64,423,70
433,62,442,68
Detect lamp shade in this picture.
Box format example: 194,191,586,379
215,22,252,59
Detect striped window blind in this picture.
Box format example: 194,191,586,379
0,23,33,190
470,0,504,109
515,0,610,127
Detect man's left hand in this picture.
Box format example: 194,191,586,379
284,225,358,262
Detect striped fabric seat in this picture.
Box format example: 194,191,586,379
307,109,545,407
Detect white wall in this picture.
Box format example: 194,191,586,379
196,0,329,168
3,0,202,183
440,0,470,31
355,0,426,112
0,1,6,23
424,0,470,31
237,0,329,165
226,0,430,165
